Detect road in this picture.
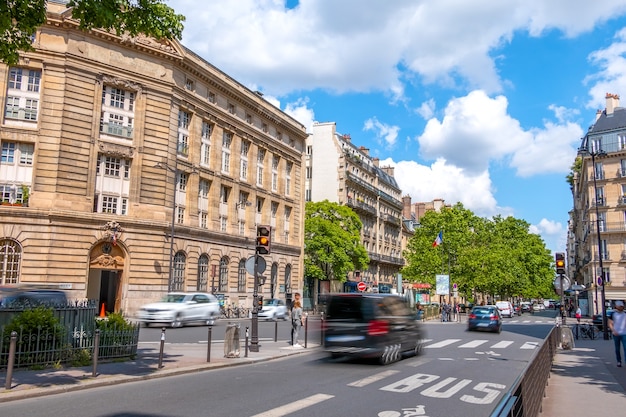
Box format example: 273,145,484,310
0,314,555,417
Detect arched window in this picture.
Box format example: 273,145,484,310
197,254,209,292
172,251,186,292
271,262,278,297
219,256,229,292
0,239,21,285
237,258,247,292
285,264,292,293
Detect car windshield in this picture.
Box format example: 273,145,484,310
263,299,278,306
473,308,495,315
162,294,187,303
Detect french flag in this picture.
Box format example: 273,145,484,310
432,231,443,247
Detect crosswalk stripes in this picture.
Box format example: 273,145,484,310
420,338,535,350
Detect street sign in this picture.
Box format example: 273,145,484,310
357,282,367,292
597,276,603,286
245,256,266,275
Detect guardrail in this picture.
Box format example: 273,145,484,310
490,326,559,417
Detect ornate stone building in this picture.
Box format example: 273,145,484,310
0,2,308,316
305,122,404,300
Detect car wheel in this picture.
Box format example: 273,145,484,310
171,314,183,328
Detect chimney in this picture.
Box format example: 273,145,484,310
358,146,369,156
381,166,395,177
372,157,379,167
596,109,602,122
606,93,620,116
402,195,412,219
342,134,351,142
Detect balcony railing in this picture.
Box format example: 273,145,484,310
100,122,133,139
4,107,38,122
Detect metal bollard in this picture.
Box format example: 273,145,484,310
304,313,308,348
320,312,325,345
158,327,166,369
245,326,249,357
92,329,100,377
274,320,278,342
5,331,17,390
207,325,212,363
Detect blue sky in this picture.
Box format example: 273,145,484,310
167,0,626,253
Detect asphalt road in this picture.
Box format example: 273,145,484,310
0,314,554,417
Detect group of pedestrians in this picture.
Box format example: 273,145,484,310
440,302,460,322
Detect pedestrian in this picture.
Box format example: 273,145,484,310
575,305,582,323
291,299,303,347
608,300,626,367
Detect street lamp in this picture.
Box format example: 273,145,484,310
155,160,178,293
588,149,610,340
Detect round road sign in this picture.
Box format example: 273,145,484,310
597,276,603,286
357,282,367,292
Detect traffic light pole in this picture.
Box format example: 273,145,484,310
250,251,260,352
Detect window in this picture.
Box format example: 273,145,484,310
262,123,268,133
17,143,34,165
185,79,194,91
285,264,292,292
271,155,279,192
306,145,312,155
0,184,27,204
219,257,229,292
198,178,210,227
228,103,236,114
0,239,21,285
100,85,135,138
178,110,191,129
4,68,41,123
240,140,249,181
172,251,186,292
197,254,209,292
285,162,292,196
221,132,232,174
238,259,246,292
177,110,191,156
208,91,216,103
257,149,265,187
201,121,212,166
246,113,252,124
271,263,278,294
94,154,130,215
1,142,16,163
271,202,278,218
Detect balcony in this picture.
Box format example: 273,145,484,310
4,106,38,122
346,197,377,215
100,122,133,139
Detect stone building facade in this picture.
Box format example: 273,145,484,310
0,2,308,316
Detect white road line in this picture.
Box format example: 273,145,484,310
424,339,461,348
520,342,538,349
459,340,488,348
251,394,334,417
347,370,401,387
490,341,514,349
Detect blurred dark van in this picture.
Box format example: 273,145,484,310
323,293,424,364
0,287,67,308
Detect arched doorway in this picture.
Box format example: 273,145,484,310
88,240,126,314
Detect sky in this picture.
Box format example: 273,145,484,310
166,0,626,254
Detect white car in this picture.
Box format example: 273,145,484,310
137,292,220,328
495,301,514,318
258,298,288,320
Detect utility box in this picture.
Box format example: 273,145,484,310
224,323,240,358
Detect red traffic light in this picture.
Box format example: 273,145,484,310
256,225,271,254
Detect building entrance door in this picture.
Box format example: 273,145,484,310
88,241,126,313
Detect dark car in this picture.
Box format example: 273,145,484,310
0,287,67,308
592,309,614,330
467,305,502,333
323,293,424,365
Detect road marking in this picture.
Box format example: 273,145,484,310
348,370,401,387
459,340,488,348
520,342,538,349
251,394,334,417
425,339,461,348
490,341,513,349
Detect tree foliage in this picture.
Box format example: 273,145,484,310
402,203,555,301
0,0,185,65
304,200,369,282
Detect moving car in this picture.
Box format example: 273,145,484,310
496,301,514,318
467,305,502,333
0,287,67,308
520,302,532,313
137,292,220,328
258,298,287,320
323,293,424,365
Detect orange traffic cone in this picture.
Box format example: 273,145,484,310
99,303,106,318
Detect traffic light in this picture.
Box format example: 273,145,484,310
256,225,271,254
555,252,566,275
257,295,264,311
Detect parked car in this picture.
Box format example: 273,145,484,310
323,293,424,365
258,298,287,320
532,303,545,312
137,292,220,328
520,302,532,313
495,301,514,318
0,287,67,308
592,309,614,330
467,305,502,333
458,303,474,313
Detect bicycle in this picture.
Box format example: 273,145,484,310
576,323,600,340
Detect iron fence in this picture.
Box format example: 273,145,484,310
0,322,140,370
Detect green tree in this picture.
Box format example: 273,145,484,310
0,0,185,65
304,200,369,283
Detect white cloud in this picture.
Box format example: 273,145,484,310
283,97,316,133
363,118,400,149
585,28,626,109
529,218,567,252
169,0,626,97
416,99,436,119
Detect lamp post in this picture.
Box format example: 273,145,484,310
155,159,179,293
589,149,610,340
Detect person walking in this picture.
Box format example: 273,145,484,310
291,299,303,347
575,305,582,323
608,300,626,367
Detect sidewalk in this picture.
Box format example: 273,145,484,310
0,337,318,403
541,332,626,416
